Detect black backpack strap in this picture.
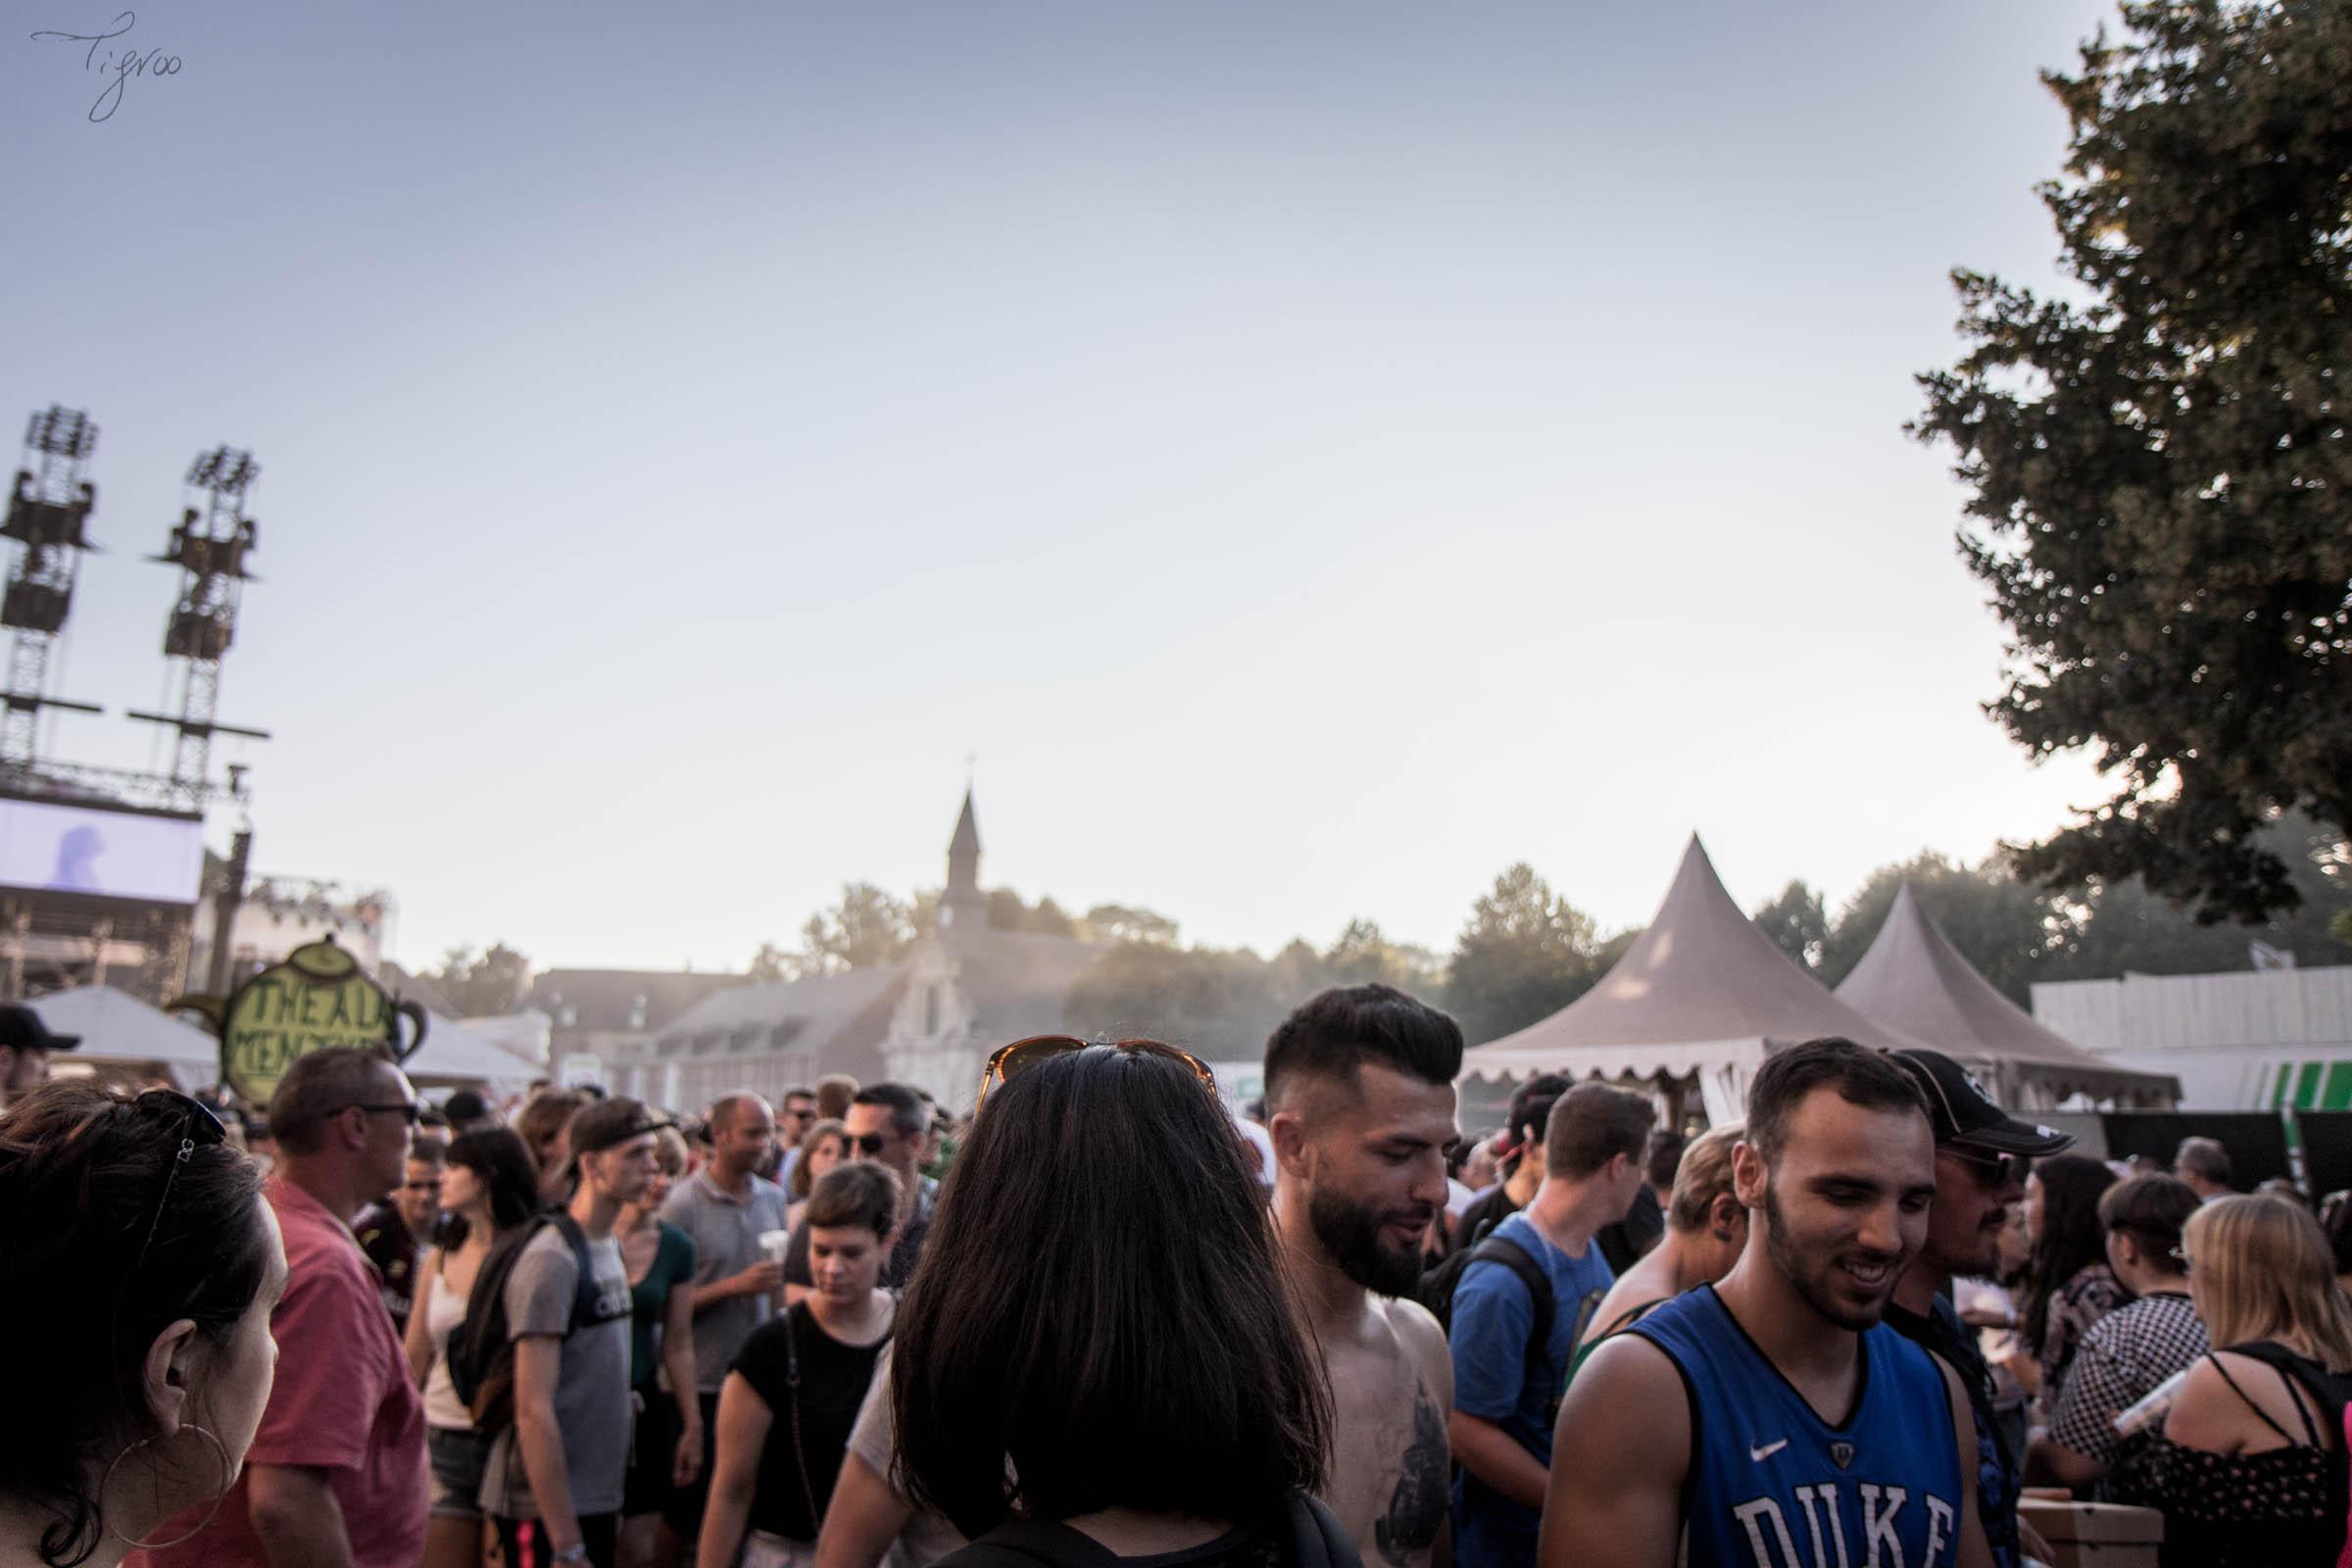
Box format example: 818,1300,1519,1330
956,1520,1124,1568
1466,1236,1555,1370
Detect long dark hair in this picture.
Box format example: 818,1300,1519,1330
441,1126,542,1249
0,1082,274,1566
892,1045,1331,1540
2021,1153,2120,1357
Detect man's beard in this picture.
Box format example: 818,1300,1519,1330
1762,1183,1896,1333
1307,1186,1428,1298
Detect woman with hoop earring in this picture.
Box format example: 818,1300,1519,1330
0,1080,287,1568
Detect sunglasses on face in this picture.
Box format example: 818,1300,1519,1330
851,1132,890,1155
977,1034,1218,1112
1942,1147,2030,1189
347,1100,422,1126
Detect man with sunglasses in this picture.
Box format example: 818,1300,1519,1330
146,1046,430,1568
783,1083,935,1302
1886,1048,2073,1568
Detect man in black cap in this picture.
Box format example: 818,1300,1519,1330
0,1004,77,1107
1886,1047,2072,1568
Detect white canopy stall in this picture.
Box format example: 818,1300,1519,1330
1460,837,1933,1127
30,984,223,1090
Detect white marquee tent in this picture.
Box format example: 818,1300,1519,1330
30,985,221,1090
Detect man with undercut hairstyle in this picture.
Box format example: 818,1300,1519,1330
1541,1039,1991,1568
1265,984,1464,1568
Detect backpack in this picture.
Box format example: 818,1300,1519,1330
445,1212,610,1435
947,1493,1359,1568
1418,1227,1554,1355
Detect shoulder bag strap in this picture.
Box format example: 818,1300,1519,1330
783,1301,823,1531
2205,1350,2310,1446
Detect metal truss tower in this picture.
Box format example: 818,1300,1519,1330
127,446,270,807
0,406,106,765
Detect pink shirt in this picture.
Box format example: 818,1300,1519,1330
134,1175,427,1568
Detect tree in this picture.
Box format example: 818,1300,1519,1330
1064,942,1289,1060
1445,863,1604,1046
1911,1,2352,925
431,941,532,1016
1751,881,1829,975
1083,903,1181,947
1323,918,1444,992
793,883,916,976
747,942,790,984
2056,811,2352,979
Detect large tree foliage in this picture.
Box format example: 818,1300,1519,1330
1751,880,1831,975
1445,862,1607,1046
1912,0,2352,923
1818,854,2075,1004
791,883,918,976
430,941,532,1016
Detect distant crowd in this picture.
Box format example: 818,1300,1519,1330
2,989,2350,1568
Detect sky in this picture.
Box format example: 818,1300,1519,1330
2,0,2132,974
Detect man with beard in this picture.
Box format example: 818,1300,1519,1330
1886,1048,2072,1568
1447,1082,1651,1568
1265,984,1463,1568
1540,1039,1992,1568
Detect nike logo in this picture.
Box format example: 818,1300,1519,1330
1749,1439,1788,1461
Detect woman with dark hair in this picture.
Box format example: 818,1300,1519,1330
783,1116,847,1233
698,1160,901,1568
404,1124,542,1568
892,1039,1340,1568
0,1081,287,1568
2019,1153,2127,1418
618,1124,702,1568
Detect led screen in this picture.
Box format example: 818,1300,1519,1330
0,798,205,905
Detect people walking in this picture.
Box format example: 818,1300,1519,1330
146,1046,433,1568
479,1098,662,1568
1448,1083,1652,1568
1542,1038,1991,1568
1263,985,1462,1568
699,1163,902,1568
407,1127,547,1568
0,1081,288,1568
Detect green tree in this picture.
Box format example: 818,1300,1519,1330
430,941,532,1016
793,883,916,976
1064,942,1289,1060
1323,918,1445,991
2056,811,2352,979
1820,854,2075,1004
1751,881,1829,975
747,942,790,984
1445,863,1604,1046
1911,1,2352,925
1083,904,1181,947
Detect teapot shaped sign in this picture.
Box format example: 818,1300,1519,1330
218,935,427,1104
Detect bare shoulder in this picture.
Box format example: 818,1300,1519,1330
1556,1332,1689,1460
1379,1295,1453,1397
2163,1352,2249,1450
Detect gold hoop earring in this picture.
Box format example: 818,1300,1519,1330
100,1422,233,1549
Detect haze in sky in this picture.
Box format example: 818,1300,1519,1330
3,0,2129,972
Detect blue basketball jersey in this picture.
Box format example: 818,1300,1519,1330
1629,1286,1962,1568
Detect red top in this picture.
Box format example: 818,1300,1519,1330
134,1174,427,1568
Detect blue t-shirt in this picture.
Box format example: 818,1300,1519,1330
1448,1210,1615,1568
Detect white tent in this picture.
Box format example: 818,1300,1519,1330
404,1009,543,1089
1460,836,1934,1125
1833,881,2180,1109
30,985,223,1090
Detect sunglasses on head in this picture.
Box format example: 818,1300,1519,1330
977,1034,1217,1111
129,1090,230,1276
1942,1146,2031,1188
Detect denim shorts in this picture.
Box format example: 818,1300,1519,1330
428,1425,493,1519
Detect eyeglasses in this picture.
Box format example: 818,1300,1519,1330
2170,1246,2194,1276
1941,1147,2030,1189
852,1132,889,1155
976,1035,1218,1112
129,1090,230,1276
347,1101,422,1125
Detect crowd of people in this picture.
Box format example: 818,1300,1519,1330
2,991,2351,1568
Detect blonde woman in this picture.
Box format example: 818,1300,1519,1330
2116,1195,2352,1565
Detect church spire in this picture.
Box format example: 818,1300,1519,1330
942,788,984,931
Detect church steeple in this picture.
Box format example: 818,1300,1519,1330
941,789,984,932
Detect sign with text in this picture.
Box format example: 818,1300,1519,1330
220,936,425,1104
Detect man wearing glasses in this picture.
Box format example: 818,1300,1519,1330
1886,1048,2073,1568
783,1082,935,1301
146,1045,429,1568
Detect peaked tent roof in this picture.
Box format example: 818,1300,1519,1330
1462,836,1933,1082
1833,882,2178,1105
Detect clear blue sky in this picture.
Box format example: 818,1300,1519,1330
4,0,2127,973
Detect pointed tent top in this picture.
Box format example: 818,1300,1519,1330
1834,881,2169,1097
1464,835,1931,1074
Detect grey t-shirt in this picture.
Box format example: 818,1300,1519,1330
661,1168,791,1392
845,1354,968,1568
479,1225,633,1520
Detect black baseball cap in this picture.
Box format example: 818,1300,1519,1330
0,1004,78,1054
1891,1048,2073,1157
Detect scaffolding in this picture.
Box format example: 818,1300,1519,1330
0,406,106,765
